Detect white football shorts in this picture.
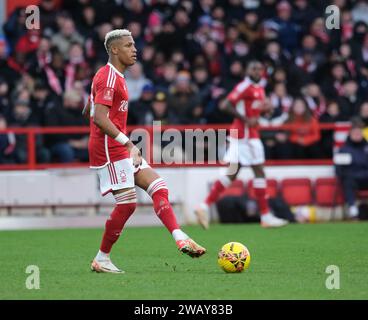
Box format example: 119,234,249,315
223,137,265,166
94,158,151,195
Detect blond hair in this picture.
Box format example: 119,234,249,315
104,29,132,53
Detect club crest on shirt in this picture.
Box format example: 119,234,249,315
119,100,129,112
103,88,114,101
119,170,127,183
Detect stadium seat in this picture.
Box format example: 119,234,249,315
315,177,344,207
218,180,246,200
247,179,278,199
280,178,313,206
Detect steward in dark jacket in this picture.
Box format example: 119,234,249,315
335,120,368,218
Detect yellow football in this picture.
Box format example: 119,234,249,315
218,242,251,273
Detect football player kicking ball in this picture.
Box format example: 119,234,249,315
84,29,206,273
195,61,288,229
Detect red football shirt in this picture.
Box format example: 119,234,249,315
226,77,265,139
88,63,130,168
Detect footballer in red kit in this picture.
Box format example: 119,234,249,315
195,61,289,229
88,63,130,170
83,29,206,274
227,77,266,140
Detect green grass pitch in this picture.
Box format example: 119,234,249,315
1,222,368,300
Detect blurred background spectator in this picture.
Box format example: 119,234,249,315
285,97,321,159
335,118,368,219
0,114,15,164
44,89,88,162
0,0,367,163
125,62,152,102
320,100,345,158
10,99,50,164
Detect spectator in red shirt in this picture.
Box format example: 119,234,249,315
286,97,321,159
15,29,41,55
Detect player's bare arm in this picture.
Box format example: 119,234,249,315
246,117,259,127
82,99,91,120
219,98,258,126
93,103,142,167
219,99,247,122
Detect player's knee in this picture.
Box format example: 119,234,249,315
147,177,171,213
252,166,265,178
219,175,232,187
227,174,237,182
114,188,137,206
147,178,168,198
227,163,240,178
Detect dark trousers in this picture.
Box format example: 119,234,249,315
339,175,368,206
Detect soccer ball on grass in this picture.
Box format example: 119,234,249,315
217,242,251,273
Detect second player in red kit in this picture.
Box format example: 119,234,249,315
195,61,289,229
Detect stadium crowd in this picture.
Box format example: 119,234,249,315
0,0,368,164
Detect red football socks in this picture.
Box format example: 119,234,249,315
152,188,179,233
100,203,136,254
253,178,270,216
205,177,230,206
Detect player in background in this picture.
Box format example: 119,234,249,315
83,29,206,273
195,61,288,229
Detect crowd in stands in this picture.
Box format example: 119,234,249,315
1,0,368,164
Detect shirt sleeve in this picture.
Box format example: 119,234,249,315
226,83,247,106
94,76,115,107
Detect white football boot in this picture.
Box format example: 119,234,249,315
176,238,207,258
348,205,359,219
261,213,289,228
91,257,124,274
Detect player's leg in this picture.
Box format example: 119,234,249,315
251,164,288,228
92,187,137,273
204,163,241,206
91,160,137,273
248,138,288,227
339,174,359,218
195,162,241,229
195,135,243,229
251,164,271,216
134,166,206,258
